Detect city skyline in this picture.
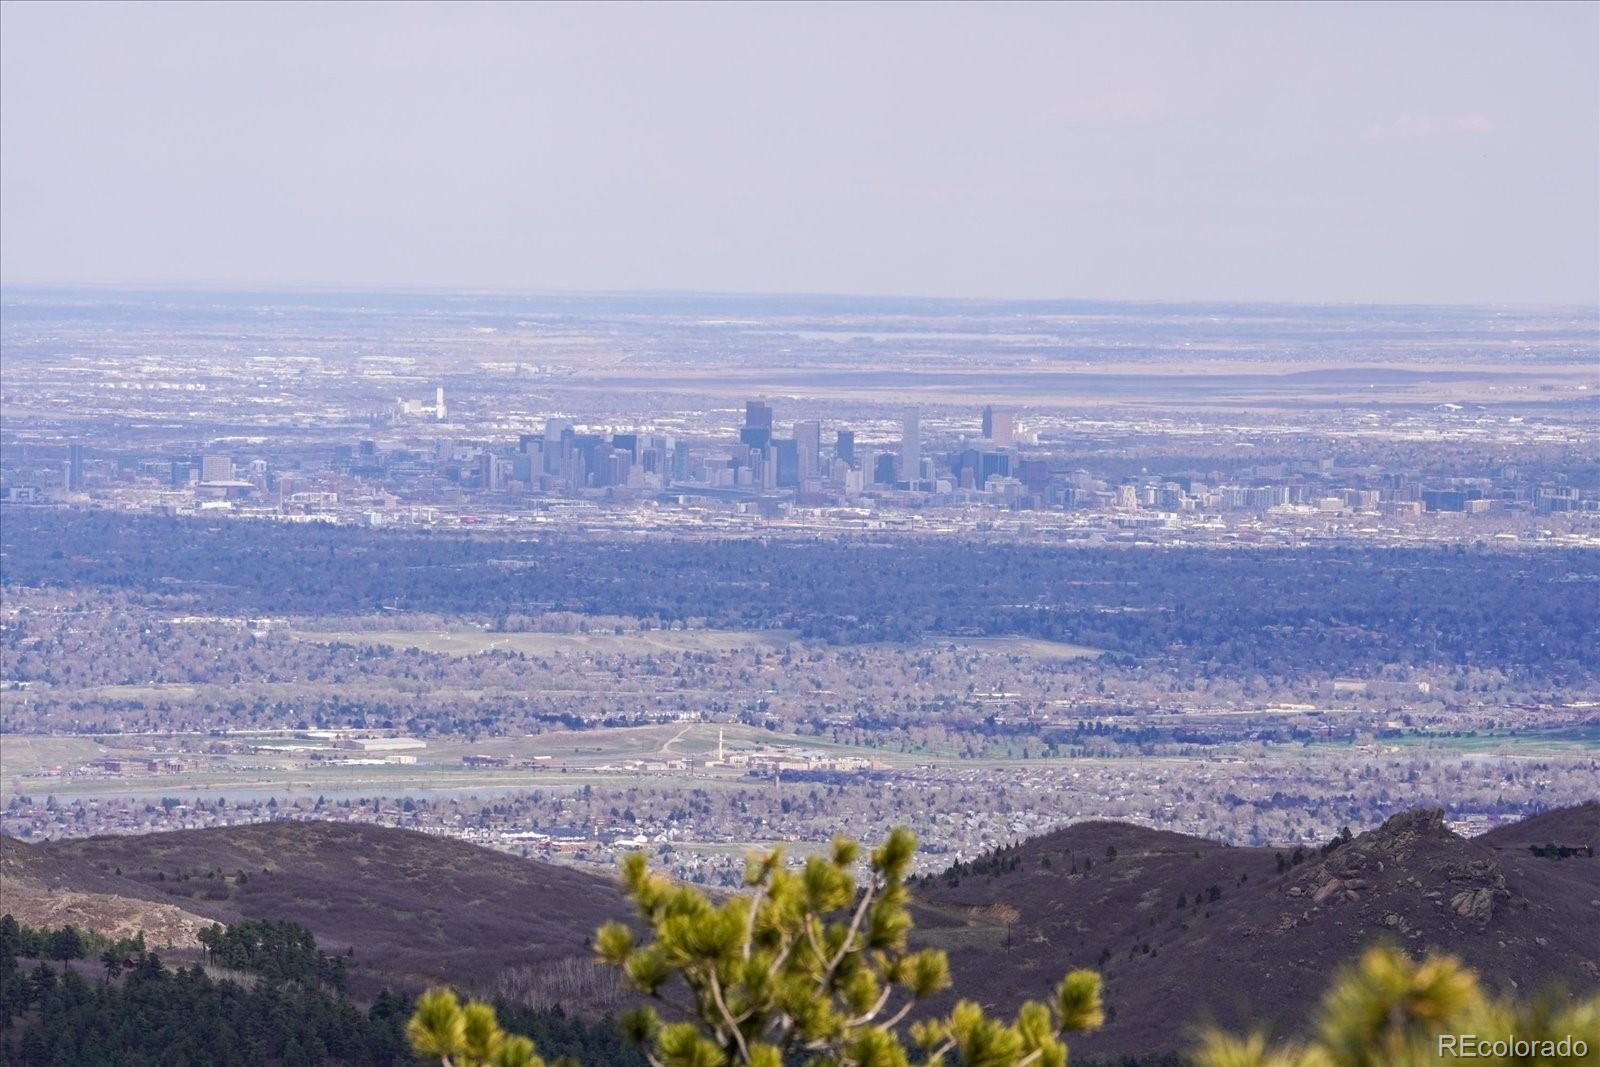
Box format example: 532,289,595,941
7,288,1591,532
14,385,1594,527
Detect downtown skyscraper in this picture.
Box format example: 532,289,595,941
900,408,921,484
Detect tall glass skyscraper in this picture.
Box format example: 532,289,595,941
900,408,920,484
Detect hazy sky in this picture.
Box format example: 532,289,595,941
2,2,1596,305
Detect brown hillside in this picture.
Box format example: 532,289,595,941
1478,801,1600,850
11,821,627,998
5,805,1595,1058
1,834,215,948
911,807,1600,1061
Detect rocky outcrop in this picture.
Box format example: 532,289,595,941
1,883,210,949
1287,808,1515,927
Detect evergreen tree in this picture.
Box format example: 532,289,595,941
404,834,1600,1067
408,989,545,1067
412,828,1103,1067
44,927,85,963
1194,944,1600,1067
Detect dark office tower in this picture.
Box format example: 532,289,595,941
981,405,1016,447
874,453,897,486
672,441,691,482
1016,458,1049,492
170,457,195,487
358,439,377,458
1422,489,1467,512
611,433,638,461
67,443,84,490
572,433,605,486
836,429,855,466
981,450,1012,485
741,400,773,450
640,437,667,478
957,448,983,488
773,439,800,487
572,433,603,466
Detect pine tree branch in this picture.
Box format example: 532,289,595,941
844,984,894,1028
802,914,829,975
707,969,750,1062
740,878,768,963
768,927,799,974
826,881,878,980
876,993,916,1033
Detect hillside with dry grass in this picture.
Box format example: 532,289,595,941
4,821,627,1002
4,806,1596,1061
911,804,1600,1059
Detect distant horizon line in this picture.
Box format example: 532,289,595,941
1,279,1594,316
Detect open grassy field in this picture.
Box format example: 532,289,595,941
944,636,1102,661
78,683,202,701
0,735,111,781
289,626,1104,663
1372,730,1600,755
10,714,1587,810
423,721,890,763
289,627,799,656
0,722,904,804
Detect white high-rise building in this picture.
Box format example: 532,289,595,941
900,408,921,484
434,386,447,420
542,418,574,474
795,420,821,479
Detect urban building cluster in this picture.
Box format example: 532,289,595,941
7,395,1596,537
